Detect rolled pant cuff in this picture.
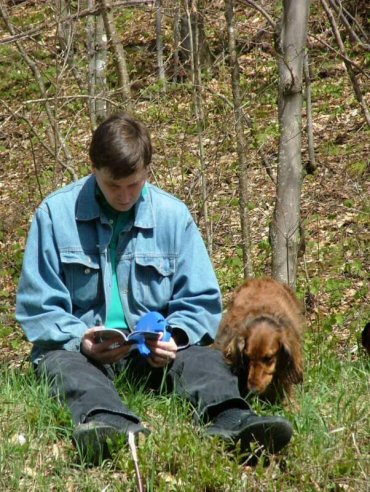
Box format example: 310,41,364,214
79,407,141,425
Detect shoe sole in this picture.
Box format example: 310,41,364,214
72,421,150,465
206,416,293,456
238,417,293,455
73,422,121,464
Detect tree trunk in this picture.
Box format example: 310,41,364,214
98,0,131,104
86,0,108,129
271,0,310,288
55,0,84,90
304,52,316,173
86,0,97,129
155,0,166,91
173,1,181,82
185,0,212,253
179,0,212,70
95,12,108,123
225,0,254,279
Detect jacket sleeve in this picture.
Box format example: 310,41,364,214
16,206,87,352
166,213,222,345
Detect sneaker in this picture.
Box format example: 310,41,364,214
73,419,149,465
205,408,293,457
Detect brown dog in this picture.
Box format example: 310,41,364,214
214,278,304,403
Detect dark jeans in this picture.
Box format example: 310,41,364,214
37,346,248,425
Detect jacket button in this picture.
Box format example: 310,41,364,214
84,268,91,274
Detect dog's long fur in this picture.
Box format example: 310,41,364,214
214,278,304,403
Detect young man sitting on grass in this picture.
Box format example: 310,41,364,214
16,112,293,464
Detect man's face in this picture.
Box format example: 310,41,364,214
93,166,148,212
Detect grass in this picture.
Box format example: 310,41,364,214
0,333,369,491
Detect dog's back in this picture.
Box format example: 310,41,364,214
217,278,304,342
229,278,303,331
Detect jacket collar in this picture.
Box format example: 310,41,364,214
76,174,155,229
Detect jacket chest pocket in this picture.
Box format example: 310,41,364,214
133,255,176,310
60,251,104,310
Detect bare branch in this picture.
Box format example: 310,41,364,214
328,0,370,50
308,33,369,79
236,0,276,30
231,0,369,79
0,2,75,171
19,94,120,109
332,0,370,43
1,100,77,180
320,0,370,127
0,0,155,45
205,86,276,184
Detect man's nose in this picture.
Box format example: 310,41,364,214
118,189,130,201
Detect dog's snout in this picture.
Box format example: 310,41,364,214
247,364,274,394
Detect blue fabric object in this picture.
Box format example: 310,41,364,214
16,174,222,363
132,311,172,357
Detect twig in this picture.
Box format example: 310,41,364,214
28,133,44,201
22,94,121,108
128,432,144,492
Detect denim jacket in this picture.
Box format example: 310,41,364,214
16,175,222,363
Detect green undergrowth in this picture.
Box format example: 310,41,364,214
0,334,369,491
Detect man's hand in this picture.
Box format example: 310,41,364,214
146,333,178,368
81,327,131,364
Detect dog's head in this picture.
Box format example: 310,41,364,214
224,316,302,396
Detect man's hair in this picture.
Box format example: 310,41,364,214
89,112,152,178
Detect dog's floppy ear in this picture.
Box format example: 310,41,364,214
224,335,247,371
279,332,303,384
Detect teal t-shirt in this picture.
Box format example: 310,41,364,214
96,184,148,328
96,188,132,329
